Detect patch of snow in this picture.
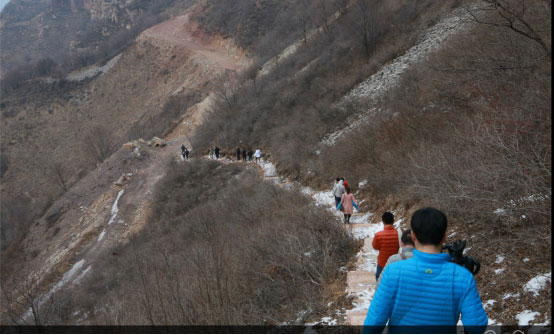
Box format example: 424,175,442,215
72,265,92,285
493,208,506,215
503,292,520,300
321,6,473,146
97,229,106,241
258,161,276,177
312,191,335,208
488,318,498,325
522,215,527,219
314,150,321,156
523,258,530,262
516,310,540,326
393,218,404,229
358,179,368,188
349,286,377,312
448,232,457,238
350,212,373,225
494,268,505,275
523,273,551,296
301,186,314,195
463,247,471,255
483,300,496,310
107,190,125,225
66,54,122,82
494,255,505,264
319,317,337,326
51,260,85,293
352,222,383,239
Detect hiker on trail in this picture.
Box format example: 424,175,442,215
339,186,357,224
341,177,349,189
181,144,185,154
214,146,220,159
363,208,488,334
242,148,247,161
385,229,415,267
375,229,415,289
183,147,189,159
236,147,241,161
248,149,253,161
372,212,399,281
332,178,346,208
254,148,262,163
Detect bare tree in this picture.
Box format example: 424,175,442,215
51,162,69,192
465,0,551,59
350,0,383,58
212,70,238,112
83,126,114,163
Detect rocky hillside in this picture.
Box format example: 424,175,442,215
0,0,550,329
0,0,246,270
0,0,196,73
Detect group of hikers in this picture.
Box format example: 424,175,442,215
331,177,488,332
332,177,358,223
234,147,263,162
363,208,489,333
183,144,263,163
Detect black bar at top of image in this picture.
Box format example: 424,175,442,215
0,325,552,334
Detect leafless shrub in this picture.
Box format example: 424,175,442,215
83,126,114,163
0,275,71,325
74,159,357,325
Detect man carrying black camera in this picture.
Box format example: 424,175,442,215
363,207,488,334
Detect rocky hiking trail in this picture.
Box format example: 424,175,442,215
13,7,247,323
196,153,406,327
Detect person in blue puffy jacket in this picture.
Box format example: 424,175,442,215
363,207,488,334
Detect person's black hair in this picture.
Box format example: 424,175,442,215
382,212,394,224
401,229,414,246
410,207,447,245
346,186,351,194
340,177,344,181
336,177,340,182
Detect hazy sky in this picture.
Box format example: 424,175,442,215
0,0,9,12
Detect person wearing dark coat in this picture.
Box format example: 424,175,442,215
181,144,185,154
184,147,189,159
247,150,253,161
214,146,220,159
242,148,247,161
236,147,241,161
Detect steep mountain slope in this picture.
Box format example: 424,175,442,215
0,1,247,280
0,0,195,73
0,0,550,329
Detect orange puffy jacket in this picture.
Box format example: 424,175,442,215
372,225,400,267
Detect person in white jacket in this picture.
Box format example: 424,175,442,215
254,148,262,163
332,177,346,208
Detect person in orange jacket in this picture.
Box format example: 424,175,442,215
372,212,399,281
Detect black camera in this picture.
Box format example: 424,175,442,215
442,240,480,275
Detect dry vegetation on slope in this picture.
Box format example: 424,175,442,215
12,159,358,325
192,0,551,325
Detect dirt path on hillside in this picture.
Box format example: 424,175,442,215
143,14,241,71
14,8,248,322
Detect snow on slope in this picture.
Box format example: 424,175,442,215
322,6,474,146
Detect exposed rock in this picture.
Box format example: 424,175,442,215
148,137,166,147
114,174,129,186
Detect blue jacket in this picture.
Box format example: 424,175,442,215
363,249,488,334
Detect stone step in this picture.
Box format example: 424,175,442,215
347,271,376,293
346,310,367,326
